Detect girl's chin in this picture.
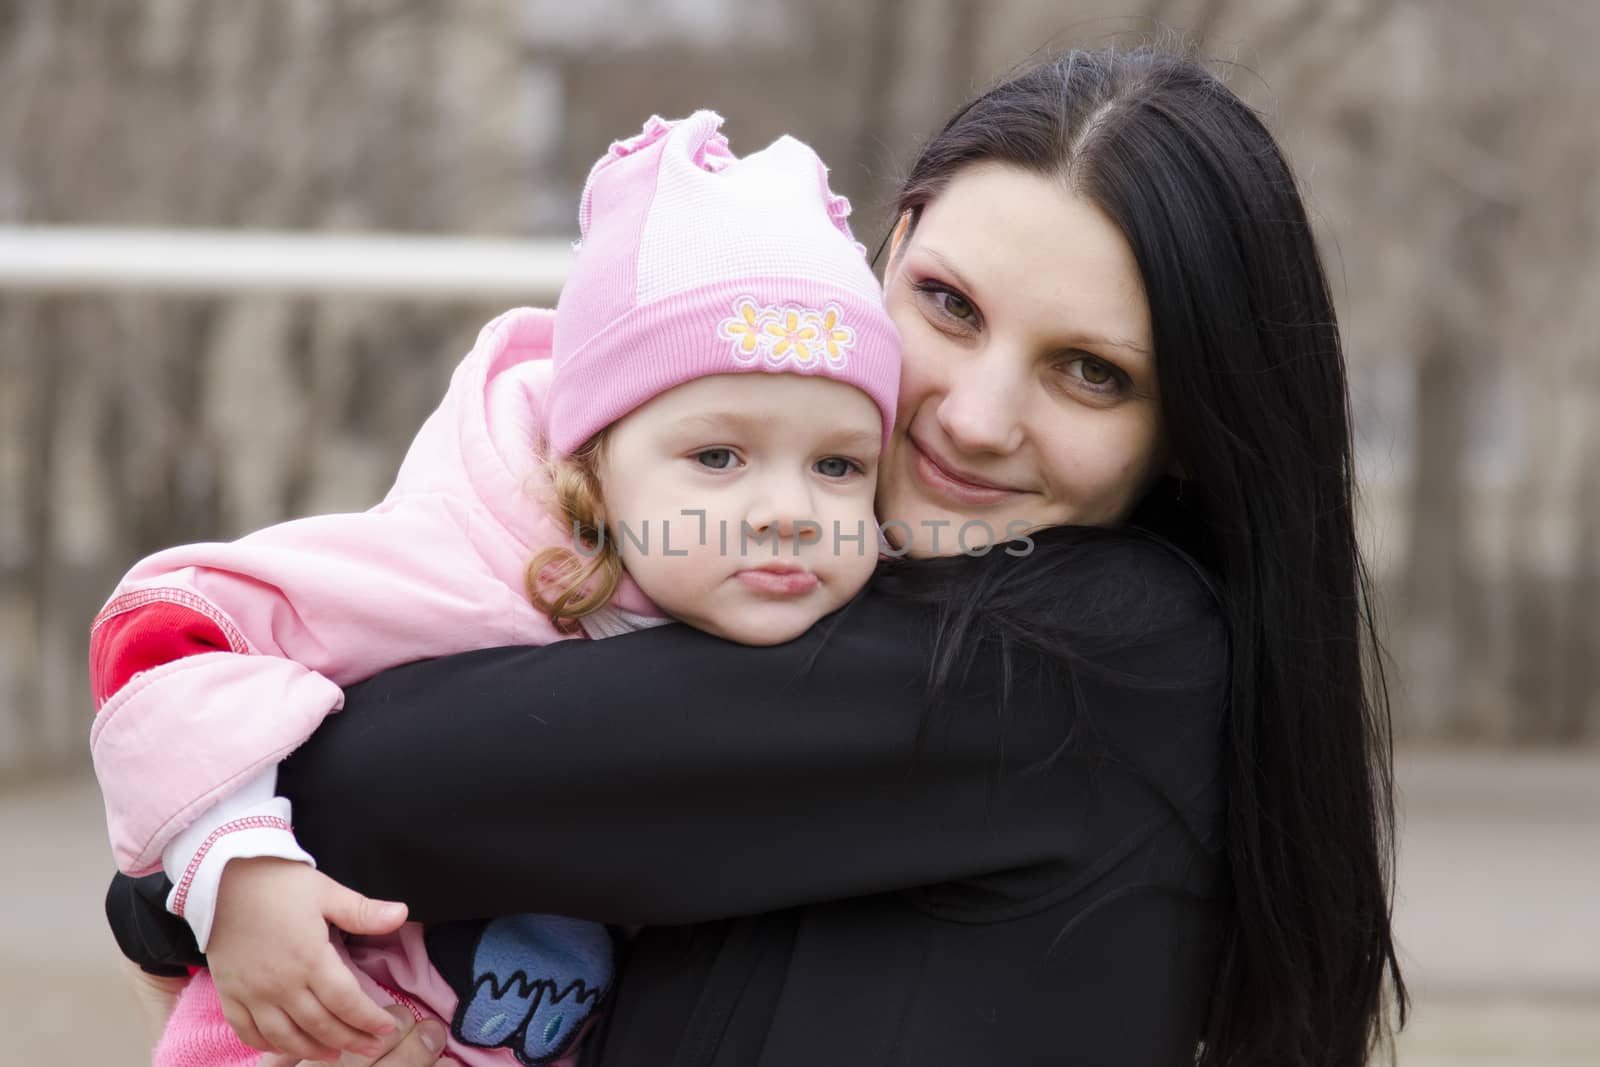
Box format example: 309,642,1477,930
695,601,832,647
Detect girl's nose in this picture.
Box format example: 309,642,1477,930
744,473,822,547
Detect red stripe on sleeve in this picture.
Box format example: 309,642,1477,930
90,595,243,707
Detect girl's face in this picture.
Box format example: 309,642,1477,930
597,373,882,646
877,162,1169,558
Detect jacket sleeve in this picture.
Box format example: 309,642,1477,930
89,492,540,877
280,542,1227,927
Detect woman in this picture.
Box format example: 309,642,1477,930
115,47,1405,1066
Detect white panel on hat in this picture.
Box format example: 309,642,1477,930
633,136,880,305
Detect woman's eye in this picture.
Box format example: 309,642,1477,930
1079,358,1113,385
694,448,738,470
814,456,860,479
1061,356,1124,396
913,281,979,328
938,291,975,321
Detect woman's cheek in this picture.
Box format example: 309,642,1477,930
1048,417,1151,518
1097,415,1166,517
886,303,942,389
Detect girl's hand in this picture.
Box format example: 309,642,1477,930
293,1006,455,1067
207,856,408,1062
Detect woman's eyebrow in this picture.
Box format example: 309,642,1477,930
1071,334,1151,358
922,248,980,296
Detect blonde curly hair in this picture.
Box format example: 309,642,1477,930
525,434,624,635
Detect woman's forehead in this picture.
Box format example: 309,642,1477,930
912,163,1153,360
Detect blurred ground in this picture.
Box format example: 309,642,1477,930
1389,749,1600,1066
7,747,1598,1066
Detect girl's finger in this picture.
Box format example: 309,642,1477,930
311,951,402,1039
254,1002,342,1063
327,1006,416,1066
289,987,385,1058
220,995,272,1053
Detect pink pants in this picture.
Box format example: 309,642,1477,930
152,970,260,1067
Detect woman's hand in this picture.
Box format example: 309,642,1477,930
119,955,186,1051
290,1006,455,1066
209,856,408,1061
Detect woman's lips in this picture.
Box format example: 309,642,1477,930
736,566,819,596
909,437,1023,508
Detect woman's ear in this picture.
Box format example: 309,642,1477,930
888,211,912,262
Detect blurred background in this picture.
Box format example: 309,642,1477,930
1,1,1595,1064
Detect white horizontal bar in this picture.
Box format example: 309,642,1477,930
0,227,574,300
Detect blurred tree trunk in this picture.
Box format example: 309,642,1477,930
1493,3,1600,743
1402,323,1472,735
851,0,907,238
7,300,63,770
1569,407,1600,739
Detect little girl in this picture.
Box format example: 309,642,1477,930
90,110,899,1067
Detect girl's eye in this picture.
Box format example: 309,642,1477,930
814,456,861,479
694,448,739,470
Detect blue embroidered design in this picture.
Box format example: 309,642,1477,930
448,913,614,1066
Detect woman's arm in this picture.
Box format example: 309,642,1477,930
280,540,1226,927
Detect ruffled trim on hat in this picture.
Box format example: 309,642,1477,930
609,114,676,157
577,111,734,237
826,190,867,256
827,191,852,228
607,113,733,168
813,157,867,256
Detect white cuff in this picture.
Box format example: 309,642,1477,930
161,766,316,951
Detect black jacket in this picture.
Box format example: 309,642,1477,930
108,530,1229,1066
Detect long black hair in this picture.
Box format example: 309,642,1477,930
883,48,1406,1065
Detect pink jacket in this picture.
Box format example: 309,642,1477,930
91,306,659,1067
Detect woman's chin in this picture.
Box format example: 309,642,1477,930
875,490,997,559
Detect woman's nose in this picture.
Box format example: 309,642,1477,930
936,353,1026,455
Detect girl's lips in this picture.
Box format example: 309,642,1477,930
909,437,1023,508
736,568,819,596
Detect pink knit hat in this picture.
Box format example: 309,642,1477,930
547,111,901,455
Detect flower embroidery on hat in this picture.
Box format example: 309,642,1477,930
718,298,767,358
764,309,820,365
813,306,856,365
718,298,854,371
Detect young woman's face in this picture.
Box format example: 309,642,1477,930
597,373,882,646
877,162,1169,558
